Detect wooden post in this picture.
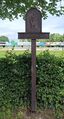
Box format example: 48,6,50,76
31,39,36,112
18,8,49,112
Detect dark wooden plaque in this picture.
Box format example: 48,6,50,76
25,8,42,33
18,32,49,39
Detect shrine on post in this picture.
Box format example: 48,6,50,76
18,7,49,112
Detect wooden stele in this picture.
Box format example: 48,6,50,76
18,7,49,112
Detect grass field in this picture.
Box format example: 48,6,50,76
0,48,64,58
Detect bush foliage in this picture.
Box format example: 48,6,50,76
0,50,64,118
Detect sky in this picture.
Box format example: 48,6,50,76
0,14,64,40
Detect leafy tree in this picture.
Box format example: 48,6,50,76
49,33,64,42
0,36,9,42
0,0,64,20
62,34,64,41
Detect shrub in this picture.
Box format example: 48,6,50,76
0,50,64,118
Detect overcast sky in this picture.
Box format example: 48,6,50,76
0,14,64,40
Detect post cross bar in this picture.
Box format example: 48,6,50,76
18,32,49,39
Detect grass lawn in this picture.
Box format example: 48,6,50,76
0,48,64,58
48,50,64,57
0,50,24,58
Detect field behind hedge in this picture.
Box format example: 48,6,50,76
0,48,64,57
0,50,64,119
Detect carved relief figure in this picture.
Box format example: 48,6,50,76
26,8,41,32
28,12,38,32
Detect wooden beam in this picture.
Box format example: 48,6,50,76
31,38,36,112
18,32,49,39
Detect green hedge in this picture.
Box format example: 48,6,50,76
0,50,64,118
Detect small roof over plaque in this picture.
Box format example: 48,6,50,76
25,8,42,33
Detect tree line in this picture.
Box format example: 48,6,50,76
0,34,64,42
49,33,64,42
